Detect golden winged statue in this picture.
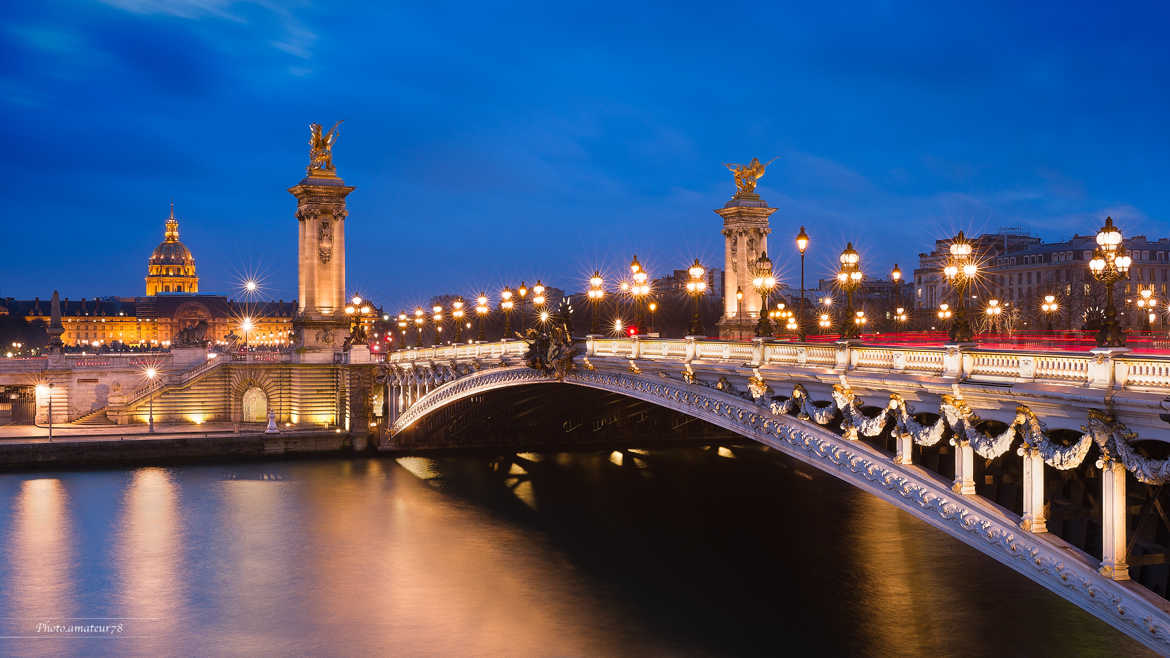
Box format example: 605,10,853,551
724,156,778,196
308,120,343,173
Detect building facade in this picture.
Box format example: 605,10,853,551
913,227,1170,329
11,206,295,348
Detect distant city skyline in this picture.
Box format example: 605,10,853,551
2,2,1168,312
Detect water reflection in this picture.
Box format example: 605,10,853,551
6,479,75,629
0,448,1156,656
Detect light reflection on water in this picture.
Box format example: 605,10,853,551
0,447,1155,656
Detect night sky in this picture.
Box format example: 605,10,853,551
2,1,1168,312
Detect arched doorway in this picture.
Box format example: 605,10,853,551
242,386,268,423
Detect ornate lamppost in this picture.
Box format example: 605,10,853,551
1088,217,1132,347
587,271,604,334
630,256,649,330
452,298,465,342
1040,295,1058,332
1136,288,1156,335
837,243,862,340
431,305,444,345
517,282,529,331
893,306,908,325
475,294,489,341
413,307,425,347
397,312,408,349
500,287,515,338
686,258,707,336
937,303,952,327
817,313,832,333
751,251,776,337
890,264,902,330
796,226,809,341
533,280,546,317
985,298,1002,333
943,231,977,343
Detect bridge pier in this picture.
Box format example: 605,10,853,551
1099,457,1130,581
893,430,913,465
1019,446,1047,533
951,437,976,495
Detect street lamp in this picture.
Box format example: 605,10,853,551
938,303,952,322
1041,294,1059,332
1088,216,1132,347
837,243,862,340
818,313,832,332
517,282,529,331
241,317,254,348
796,226,809,340
432,305,444,345
396,312,408,349
986,298,1003,333
37,382,55,439
890,264,902,330
630,256,649,330
452,298,465,343
532,280,546,315
943,231,978,343
144,367,157,433
647,301,657,335
475,294,489,341
751,251,776,337
1136,288,1157,335
413,307,425,347
893,306,908,324
587,271,605,334
686,258,707,336
500,287,515,337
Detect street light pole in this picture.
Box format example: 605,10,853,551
796,226,809,341
943,232,977,343
837,243,862,340
475,294,489,341
588,272,604,334
1089,217,1132,347
145,367,157,433
686,259,706,336
752,251,776,337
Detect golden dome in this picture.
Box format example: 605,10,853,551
150,240,195,266
145,203,199,295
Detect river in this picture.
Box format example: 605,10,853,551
0,445,1153,656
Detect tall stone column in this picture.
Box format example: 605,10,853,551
289,123,354,363
715,178,775,339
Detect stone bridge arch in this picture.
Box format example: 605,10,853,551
385,364,1170,651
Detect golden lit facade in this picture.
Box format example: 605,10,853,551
15,206,295,347
145,205,199,296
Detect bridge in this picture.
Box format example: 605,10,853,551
381,334,1170,652
5,135,1170,652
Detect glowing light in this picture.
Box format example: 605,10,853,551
245,280,257,292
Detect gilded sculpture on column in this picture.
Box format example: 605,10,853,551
308,120,343,173
724,156,778,196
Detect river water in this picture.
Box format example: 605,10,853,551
0,445,1152,656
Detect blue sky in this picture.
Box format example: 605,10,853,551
2,1,1167,311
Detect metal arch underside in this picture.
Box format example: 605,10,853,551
390,366,1170,652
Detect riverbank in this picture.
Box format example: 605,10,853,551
0,427,372,470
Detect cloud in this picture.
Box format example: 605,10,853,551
100,0,316,60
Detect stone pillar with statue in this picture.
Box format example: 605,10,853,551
716,158,777,340
290,121,355,363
